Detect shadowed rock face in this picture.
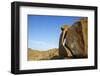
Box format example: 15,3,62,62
59,25,71,58
59,18,88,58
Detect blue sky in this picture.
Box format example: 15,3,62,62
28,15,82,51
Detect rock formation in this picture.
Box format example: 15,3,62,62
59,25,72,58
59,18,88,58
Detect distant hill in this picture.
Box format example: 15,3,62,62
28,48,59,61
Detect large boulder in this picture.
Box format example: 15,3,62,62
59,25,71,58
59,18,88,58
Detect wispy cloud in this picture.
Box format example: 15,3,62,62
30,40,48,45
29,40,58,51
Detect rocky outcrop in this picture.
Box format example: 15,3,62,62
59,25,71,58
59,18,88,58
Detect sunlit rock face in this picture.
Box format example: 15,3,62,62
59,18,88,58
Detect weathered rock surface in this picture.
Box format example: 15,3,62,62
59,18,88,58
59,25,71,58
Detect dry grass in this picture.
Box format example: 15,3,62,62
28,48,59,61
